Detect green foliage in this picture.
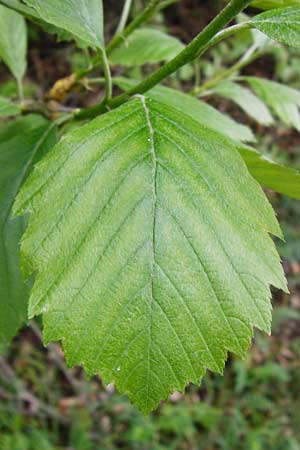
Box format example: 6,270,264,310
209,80,274,126
0,0,299,413
23,0,104,49
115,78,300,199
240,146,300,199
252,6,300,48
114,77,256,142
14,97,287,413
110,28,184,66
0,96,20,117
0,5,27,83
0,115,57,349
244,76,300,130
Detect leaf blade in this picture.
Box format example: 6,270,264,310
0,115,57,349
240,146,300,199
15,99,287,413
251,6,300,48
0,5,27,82
23,0,104,49
114,77,256,142
209,80,274,126
110,28,184,66
0,96,21,117
244,76,300,130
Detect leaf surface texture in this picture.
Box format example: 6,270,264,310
23,0,104,48
15,98,287,412
115,78,255,142
252,6,300,48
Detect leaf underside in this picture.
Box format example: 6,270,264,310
15,98,287,413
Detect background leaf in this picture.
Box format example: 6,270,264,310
110,28,184,66
23,0,104,49
209,80,274,126
15,98,287,413
0,115,57,350
244,76,300,130
0,5,27,83
252,6,300,48
0,96,20,117
239,146,300,198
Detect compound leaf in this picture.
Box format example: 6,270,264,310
0,115,57,349
15,98,287,413
110,28,184,66
0,5,27,83
23,0,104,49
252,6,300,48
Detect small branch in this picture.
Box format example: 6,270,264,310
101,49,113,101
106,0,161,55
157,0,179,11
76,0,252,119
47,0,161,100
17,79,24,105
193,45,266,95
115,0,133,36
208,21,251,49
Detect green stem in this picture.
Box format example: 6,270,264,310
208,21,251,48
106,0,160,54
115,0,133,35
193,44,264,95
77,0,252,119
157,0,179,11
100,49,113,101
17,79,24,105
75,0,161,81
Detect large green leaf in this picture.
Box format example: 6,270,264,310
115,77,255,142
244,76,300,130
15,98,287,413
0,5,27,82
110,28,184,66
115,78,300,198
23,0,104,49
252,6,300,48
240,146,300,199
209,80,274,126
0,115,57,349
0,96,20,117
